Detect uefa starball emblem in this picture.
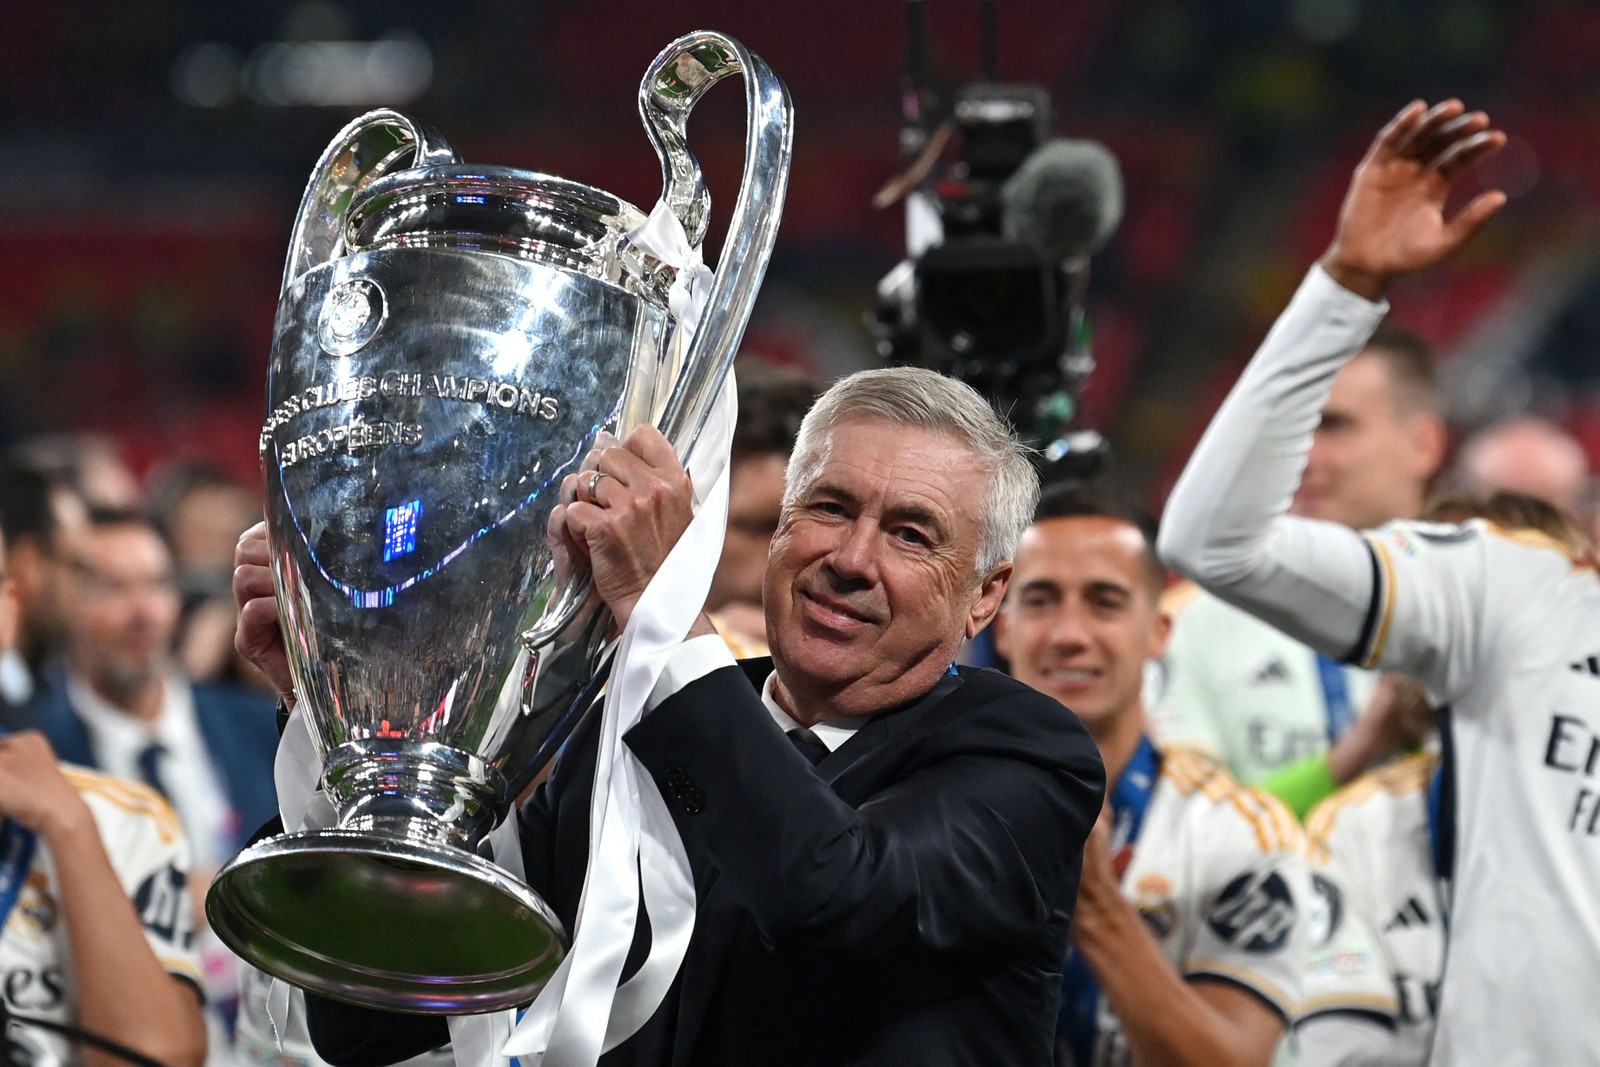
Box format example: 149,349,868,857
317,277,387,356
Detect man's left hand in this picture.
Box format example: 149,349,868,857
551,425,695,630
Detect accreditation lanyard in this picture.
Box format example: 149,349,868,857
1313,651,1356,744
0,817,36,932
1058,735,1162,1066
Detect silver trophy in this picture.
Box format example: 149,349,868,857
205,31,792,1013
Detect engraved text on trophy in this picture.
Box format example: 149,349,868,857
261,371,563,466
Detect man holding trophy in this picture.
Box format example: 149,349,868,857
236,367,1104,1066
219,28,1102,1067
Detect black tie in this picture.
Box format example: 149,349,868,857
136,741,170,800
786,728,830,766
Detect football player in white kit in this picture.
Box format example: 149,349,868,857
0,525,206,1066
1153,321,1444,814
1295,492,1591,1066
1298,749,1446,1065
994,484,1310,1067
1161,98,1600,1064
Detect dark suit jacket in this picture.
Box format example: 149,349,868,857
310,658,1104,1067
30,676,281,856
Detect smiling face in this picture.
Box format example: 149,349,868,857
763,417,1009,723
994,515,1168,737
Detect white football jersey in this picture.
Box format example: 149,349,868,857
1076,747,1312,1066
1352,519,1600,1065
0,766,200,1067
1154,584,1377,786
1298,752,1445,1065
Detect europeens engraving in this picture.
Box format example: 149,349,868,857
278,416,424,469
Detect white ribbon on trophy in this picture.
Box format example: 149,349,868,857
491,196,733,1065
268,198,732,1067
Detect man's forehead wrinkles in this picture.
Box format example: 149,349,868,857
812,464,962,513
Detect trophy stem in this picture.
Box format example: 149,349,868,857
324,739,506,852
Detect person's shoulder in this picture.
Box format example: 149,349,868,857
192,680,279,712
1160,579,1204,618
1367,517,1578,571
59,763,184,848
1158,745,1303,857
944,667,1102,764
955,666,1084,722
191,681,281,733
24,680,76,723
1306,751,1435,859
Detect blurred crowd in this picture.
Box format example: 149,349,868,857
4,313,1596,1064
2,38,1599,1060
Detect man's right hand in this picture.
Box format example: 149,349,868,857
1320,98,1507,301
233,521,294,701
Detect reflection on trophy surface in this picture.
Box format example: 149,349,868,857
205,29,793,1013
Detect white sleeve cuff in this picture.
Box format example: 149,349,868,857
645,633,738,712
1304,261,1391,316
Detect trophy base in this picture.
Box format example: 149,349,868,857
207,829,567,1013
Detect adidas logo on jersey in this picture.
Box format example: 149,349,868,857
1570,656,1600,677
1384,896,1433,931
1251,658,1291,685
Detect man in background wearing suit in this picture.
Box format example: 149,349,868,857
32,509,278,868
237,366,1105,1067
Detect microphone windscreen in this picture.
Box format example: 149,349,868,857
1000,139,1124,263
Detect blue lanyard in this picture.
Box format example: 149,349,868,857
0,817,36,932
1313,651,1356,744
1108,735,1160,855
1059,735,1162,1066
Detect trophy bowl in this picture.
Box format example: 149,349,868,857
206,30,792,1012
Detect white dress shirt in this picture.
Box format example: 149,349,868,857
646,633,862,752
67,667,235,869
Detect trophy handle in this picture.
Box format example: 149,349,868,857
640,30,795,456
522,34,792,652
280,109,459,295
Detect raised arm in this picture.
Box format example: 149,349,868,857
1158,100,1505,657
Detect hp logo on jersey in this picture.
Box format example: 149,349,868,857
1206,870,1297,953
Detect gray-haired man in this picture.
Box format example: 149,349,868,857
237,366,1105,1067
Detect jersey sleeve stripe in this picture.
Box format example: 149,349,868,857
1226,793,1275,852
1185,961,1297,1022
1304,776,1382,861
1252,787,1297,851
1485,521,1577,561
61,768,183,844
160,955,205,984
1297,991,1400,1021
1355,535,1397,669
